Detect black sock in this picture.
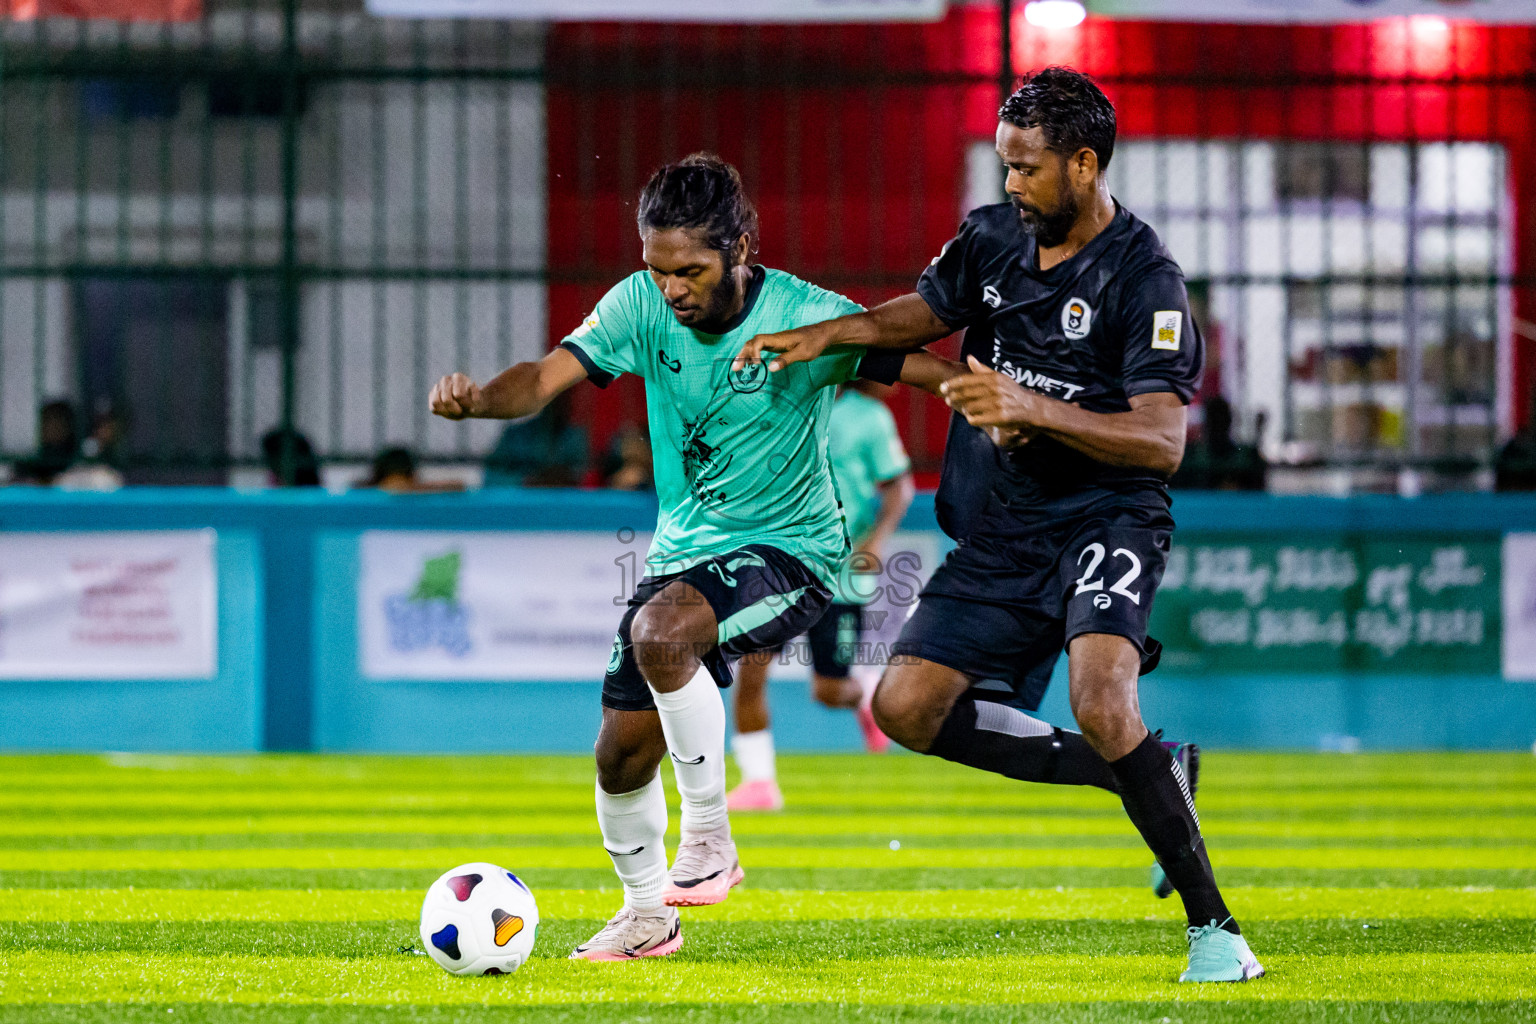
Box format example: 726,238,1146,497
1110,731,1239,934
927,697,1119,793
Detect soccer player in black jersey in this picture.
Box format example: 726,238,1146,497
733,67,1263,983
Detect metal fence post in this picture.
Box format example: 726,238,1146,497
277,0,301,485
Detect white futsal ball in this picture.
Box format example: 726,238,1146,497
419,862,540,975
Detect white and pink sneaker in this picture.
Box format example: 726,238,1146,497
727,778,784,812
570,905,682,961
662,827,744,907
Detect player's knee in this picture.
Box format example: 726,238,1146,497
811,674,846,708
871,674,938,750
1070,686,1135,749
630,602,698,677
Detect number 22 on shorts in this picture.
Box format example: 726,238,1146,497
1074,543,1143,606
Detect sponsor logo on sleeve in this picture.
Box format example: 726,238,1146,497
572,312,600,339
1061,298,1093,340
1151,310,1183,351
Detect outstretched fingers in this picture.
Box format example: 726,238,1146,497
732,329,823,373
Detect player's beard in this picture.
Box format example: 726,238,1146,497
685,262,746,333
1012,183,1078,250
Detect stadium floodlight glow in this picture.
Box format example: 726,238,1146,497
1023,0,1086,30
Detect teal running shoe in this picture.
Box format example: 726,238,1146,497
1151,740,1201,899
1180,919,1264,982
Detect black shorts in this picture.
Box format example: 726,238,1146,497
890,503,1171,712
758,601,864,679
602,543,833,712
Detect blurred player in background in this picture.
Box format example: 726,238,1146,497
728,379,915,811
429,154,949,962
733,68,1263,984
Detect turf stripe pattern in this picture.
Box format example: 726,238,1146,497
0,752,1531,1022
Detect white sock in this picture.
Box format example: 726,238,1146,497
732,729,777,783
852,664,881,706
650,665,730,835
595,775,669,913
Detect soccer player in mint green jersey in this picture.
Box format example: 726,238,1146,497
429,154,927,962
728,380,915,812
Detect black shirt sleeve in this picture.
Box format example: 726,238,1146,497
1114,262,1204,403
855,349,906,386
915,214,984,329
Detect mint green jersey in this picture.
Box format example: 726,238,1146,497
828,388,912,605
560,267,867,587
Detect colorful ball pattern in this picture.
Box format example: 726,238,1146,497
419,861,540,975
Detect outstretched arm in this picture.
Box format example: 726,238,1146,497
897,349,965,395
429,347,588,421
734,293,954,373
940,356,1185,473
858,471,916,561
899,350,1033,449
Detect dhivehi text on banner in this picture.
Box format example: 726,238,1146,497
0,530,217,680
1153,538,1499,675
357,529,944,681
365,0,946,22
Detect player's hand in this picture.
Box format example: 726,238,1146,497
941,355,1045,430
988,425,1035,450
732,323,832,374
429,372,483,420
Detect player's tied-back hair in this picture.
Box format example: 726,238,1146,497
637,153,760,256
999,66,1117,171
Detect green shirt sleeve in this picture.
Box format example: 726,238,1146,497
801,285,867,390
558,274,649,387
807,348,866,390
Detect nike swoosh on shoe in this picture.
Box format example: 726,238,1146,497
671,868,723,889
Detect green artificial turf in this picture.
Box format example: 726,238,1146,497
0,751,1532,1022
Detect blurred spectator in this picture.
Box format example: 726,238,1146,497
80,404,125,468
1172,396,1267,491
55,404,127,491
364,446,465,494
12,400,80,485
1495,426,1536,491
603,426,654,492
261,427,321,487
484,393,589,487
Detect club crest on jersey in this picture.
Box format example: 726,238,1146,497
729,360,768,394
1061,298,1093,341
982,285,1003,309
1151,310,1184,351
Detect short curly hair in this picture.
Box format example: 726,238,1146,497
999,66,1117,171
637,153,759,255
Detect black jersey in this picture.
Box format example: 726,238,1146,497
917,201,1203,540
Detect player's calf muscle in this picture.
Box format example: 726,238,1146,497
1067,634,1146,760
871,659,970,752
595,710,666,794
